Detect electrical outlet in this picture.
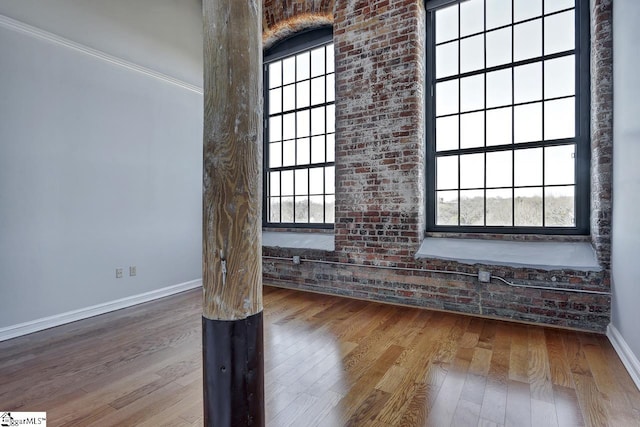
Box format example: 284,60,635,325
116,268,123,278
293,256,301,265
129,266,136,277
478,270,491,283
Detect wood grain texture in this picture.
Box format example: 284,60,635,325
0,286,639,426
202,0,263,320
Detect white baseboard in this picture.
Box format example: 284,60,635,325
0,279,202,342
607,323,640,391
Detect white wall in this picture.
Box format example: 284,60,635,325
0,1,203,329
611,0,640,368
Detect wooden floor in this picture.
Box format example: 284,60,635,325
1,286,639,426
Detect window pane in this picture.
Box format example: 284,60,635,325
437,156,459,190
436,4,459,44
310,195,324,223
545,11,574,55
514,102,542,143
514,62,542,103
281,170,294,196
269,116,282,142
311,76,326,105
514,19,542,62
461,35,484,74
296,51,310,81
460,112,484,149
269,88,282,115
326,73,335,102
486,28,512,68
487,107,512,146
297,138,310,165
514,187,543,226
460,153,484,189
460,190,484,225
268,61,282,88
326,44,335,73
269,142,281,168
295,196,309,223
325,166,335,194
436,115,459,151
282,56,296,85
296,80,310,108
327,105,335,133
437,190,459,225
297,110,310,138
436,41,459,79
545,0,573,14
311,46,325,77
486,69,512,108
461,75,484,112
486,0,512,29
514,147,542,186
295,169,308,195
282,139,295,167
327,133,336,162
514,0,541,22
545,144,575,185
486,189,513,226
311,106,325,136
326,134,335,162
296,81,309,108
311,135,325,163
544,98,575,140
270,172,280,197
545,55,575,99
486,150,512,187
282,85,295,111
461,0,484,37
545,186,575,226
325,195,335,223
282,112,295,140
281,197,294,222
436,80,459,116
309,167,324,194
269,197,281,222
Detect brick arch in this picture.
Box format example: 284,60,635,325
262,1,334,49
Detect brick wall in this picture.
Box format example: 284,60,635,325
262,0,613,333
263,252,610,332
334,0,426,266
590,0,613,269
263,0,334,49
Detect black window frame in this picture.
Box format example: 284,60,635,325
425,0,591,234
263,27,335,229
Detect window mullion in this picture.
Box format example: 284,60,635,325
541,0,547,227
511,0,516,227
457,1,461,226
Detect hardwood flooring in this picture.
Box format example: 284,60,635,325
0,286,638,426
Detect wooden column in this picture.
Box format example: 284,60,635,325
202,0,263,426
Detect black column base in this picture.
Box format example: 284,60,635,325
202,311,264,427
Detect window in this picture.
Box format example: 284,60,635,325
426,0,589,233
264,29,335,228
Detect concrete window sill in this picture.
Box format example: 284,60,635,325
262,231,335,251
415,237,602,272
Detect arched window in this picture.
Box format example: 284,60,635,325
264,28,335,227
